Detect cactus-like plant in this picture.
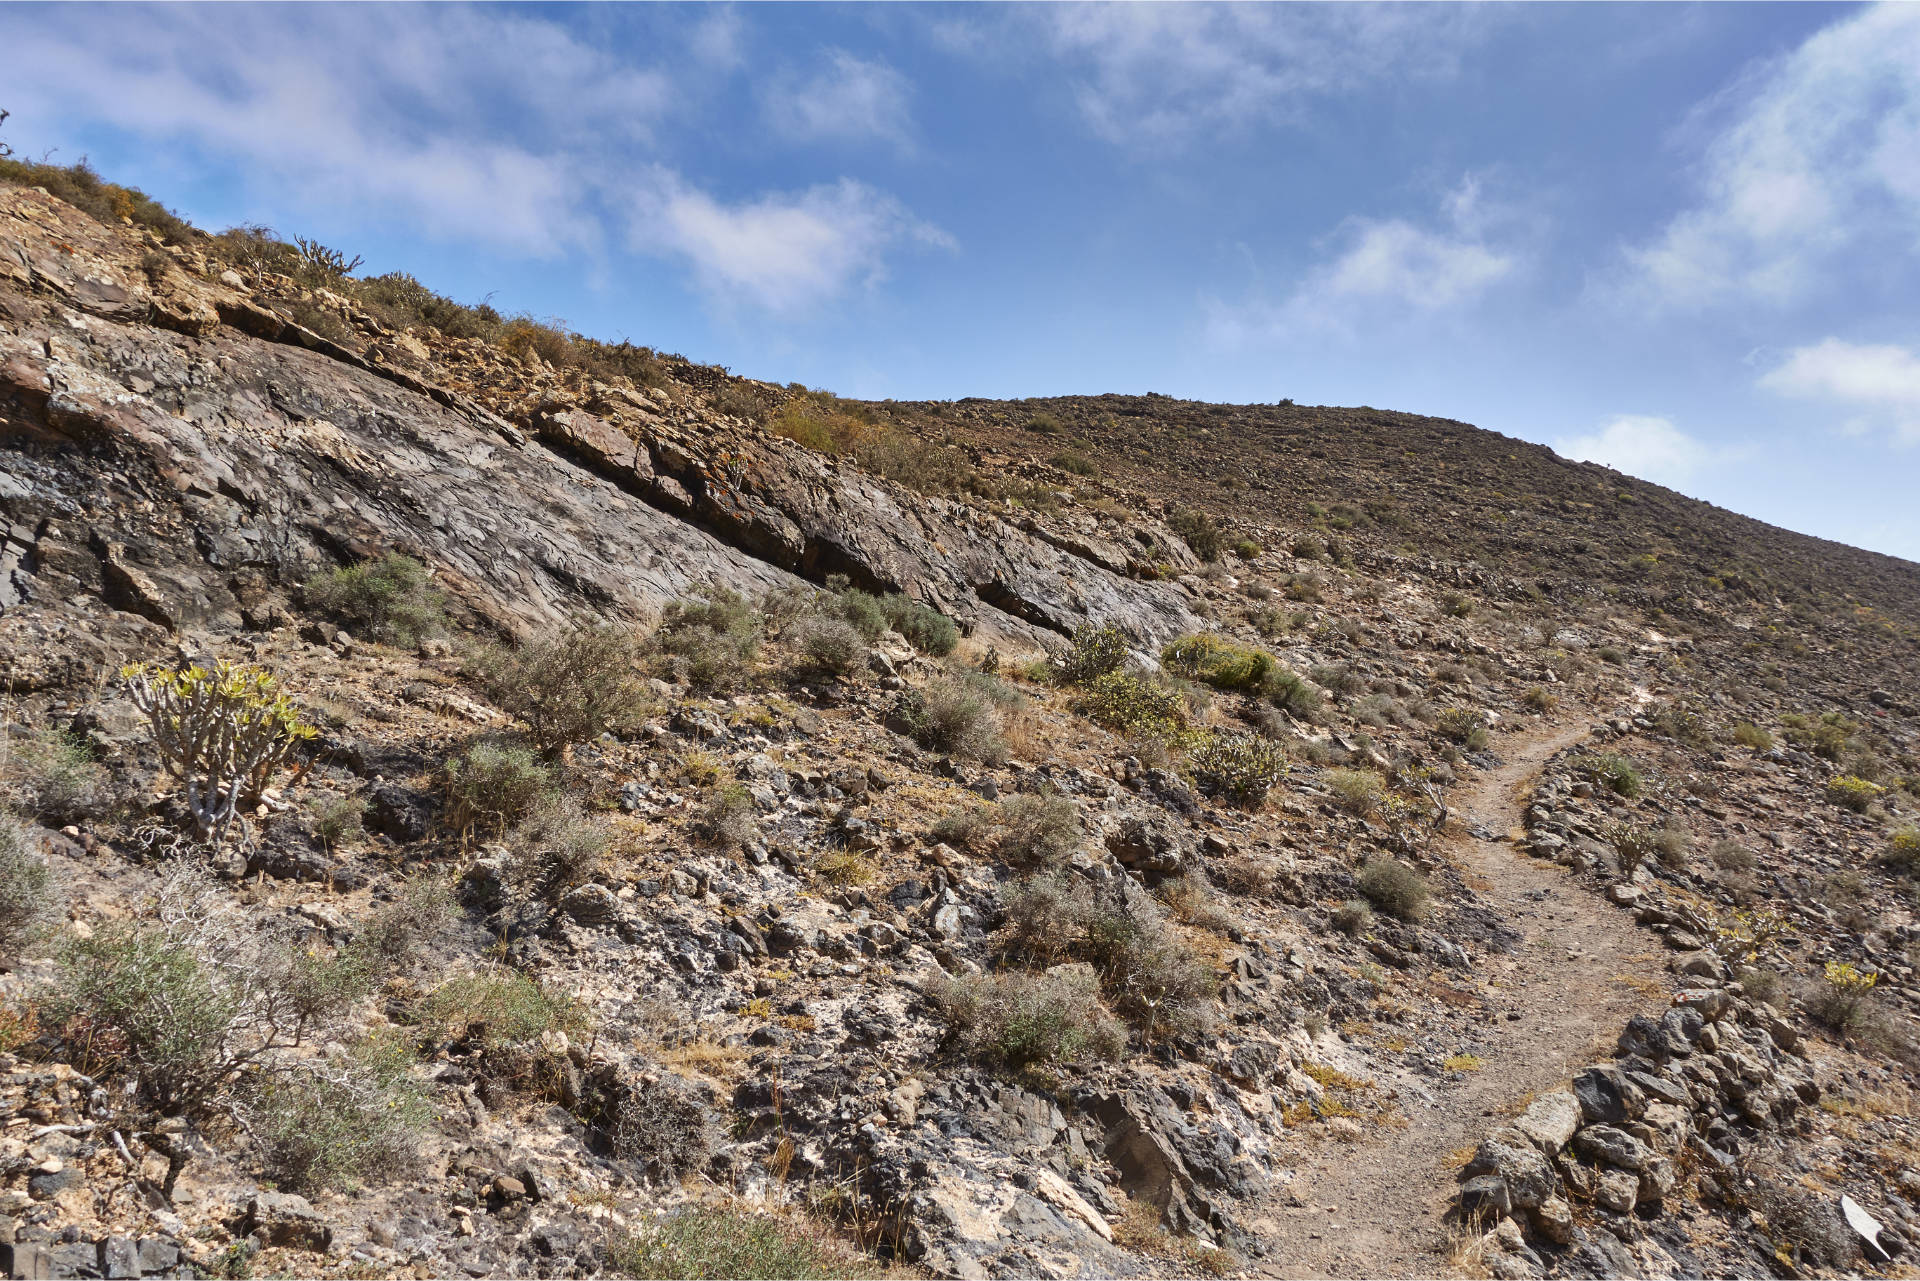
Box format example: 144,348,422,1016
122,661,315,845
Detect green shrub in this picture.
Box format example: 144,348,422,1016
1434,706,1489,750
0,727,105,823
1161,633,1276,691
1050,449,1097,476
1167,508,1223,562
304,553,446,647
1778,711,1852,761
1332,900,1373,935
1356,860,1428,921
1826,775,1882,813
1284,573,1324,602
1885,828,1920,873
309,794,364,850
442,740,554,836
350,878,457,975
1072,671,1183,736
1601,820,1658,878
1440,591,1473,618
929,804,993,850
509,799,610,902
649,587,763,692
1189,730,1289,807
1574,751,1642,798
1060,623,1129,684
789,614,866,677
244,1033,429,1193
1324,768,1385,817
928,966,1126,1070
418,970,585,1054
892,673,1019,763
1596,646,1625,665
996,792,1082,868
696,783,757,848
605,1207,884,1280
1522,686,1559,714
881,594,961,656
474,622,649,756
1000,874,1214,1041
0,814,57,955
1266,670,1325,721
1731,722,1774,751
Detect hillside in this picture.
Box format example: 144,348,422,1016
0,166,1917,1281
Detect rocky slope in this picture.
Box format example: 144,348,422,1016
0,171,1915,1281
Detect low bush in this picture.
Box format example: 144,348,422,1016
442,740,554,836
0,814,57,955
1,727,105,823
1324,768,1385,817
303,553,446,647
892,673,1020,763
696,784,757,848
1284,573,1324,602
928,804,992,850
351,878,456,975
1521,686,1559,714
474,622,649,756
1805,961,1879,1034
1233,538,1263,560
1072,671,1183,737
813,849,876,886
1167,508,1223,562
648,587,763,692
244,1033,429,1193
1885,827,1920,873
605,1207,883,1281
1189,730,1289,807
880,595,960,656
1825,775,1882,813
0,155,196,243
1731,722,1774,751
1708,838,1755,872
1059,623,1129,684
1780,711,1857,762
509,799,610,902
1332,900,1372,936
1574,751,1642,798
309,794,364,850
1267,670,1325,721
607,1070,718,1179
928,966,1126,1070
417,970,585,1095
1434,707,1489,750
1161,633,1276,691
996,792,1083,868
1000,874,1214,1040
789,614,866,677
1356,860,1428,921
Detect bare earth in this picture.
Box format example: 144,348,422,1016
1256,724,1665,1279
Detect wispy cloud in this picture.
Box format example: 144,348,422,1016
762,49,915,149
1553,415,1727,487
1207,175,1524,344
1031,3,1495,146
1617,2,1920,310
1759,338,1920,445
636,175,953,313
0,4,942,309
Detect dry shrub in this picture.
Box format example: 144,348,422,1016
475,622,649,756
927,965,1125,1070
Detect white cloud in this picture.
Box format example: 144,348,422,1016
763,50,914,148
1553,416,1720,487
1207,176,1521,344
1620,2,1920,309
1759,338,1920,444
636,175,954,313
0,5,942,309
1032,4,1494,145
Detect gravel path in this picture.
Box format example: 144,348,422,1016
1255,724,1665,1279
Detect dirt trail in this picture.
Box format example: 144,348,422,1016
1255,724,1664,1279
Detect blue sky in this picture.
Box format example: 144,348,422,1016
5,3,1918,560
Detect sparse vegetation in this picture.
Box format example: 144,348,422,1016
996,791,1083,868
1332,900,1373,936
1356,860,1428,921
1325,768,1385,817
605,1207,883,1280
928,966,1126,1070
891,672,1020,763
0,814,57,955
648,586,763,692
442,740,554,836
1574,751,1643,798
475,622,650,756
0,726,105,823
304,553,446,647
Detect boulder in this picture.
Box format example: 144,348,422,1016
244,1192,331,1251
1572,1124,1653,1172
1572,1065,1641,1125
1512,1091,1580,1158
1594,1168,1638,1214
1465,1130,1556,1210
